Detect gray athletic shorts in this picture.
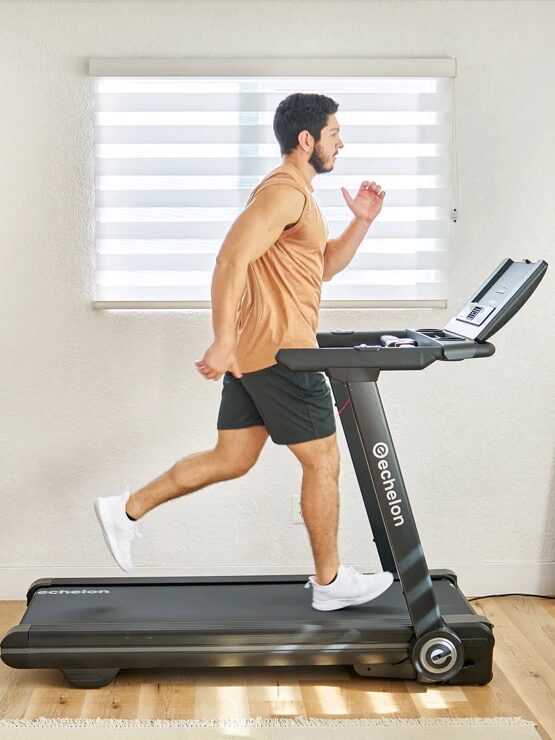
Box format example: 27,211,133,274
217,363,336,445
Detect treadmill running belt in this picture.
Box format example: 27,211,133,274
22,580,472,625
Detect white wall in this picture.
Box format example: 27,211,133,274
1,1,553,600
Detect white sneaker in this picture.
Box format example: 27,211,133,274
305,564,394,611
94,489,142,572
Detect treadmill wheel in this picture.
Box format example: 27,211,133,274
411,628,465,683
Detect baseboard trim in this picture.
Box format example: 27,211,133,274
0,562,553,600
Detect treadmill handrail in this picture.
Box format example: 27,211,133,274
276,346,443,372
275,341,495,372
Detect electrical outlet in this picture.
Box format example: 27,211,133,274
291,495,303,524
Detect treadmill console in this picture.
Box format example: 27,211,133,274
442,258,547,342
279,258,547,370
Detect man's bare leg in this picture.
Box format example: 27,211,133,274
287,433,341,586
126,426,269,520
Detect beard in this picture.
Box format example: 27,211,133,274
309,142,335,174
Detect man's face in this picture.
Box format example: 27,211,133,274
308,114,344,174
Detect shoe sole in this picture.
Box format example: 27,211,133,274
94,499,130,573
311,573,394,611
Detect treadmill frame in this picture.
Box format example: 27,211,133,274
329,367,445,638
2,362,494,687
4,571,492,687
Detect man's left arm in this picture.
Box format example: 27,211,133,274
323,181,386,281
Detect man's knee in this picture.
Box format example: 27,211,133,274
214,427,267,478
216,452,257,479
170,447,255,488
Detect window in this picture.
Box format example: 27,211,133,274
90,58,456,308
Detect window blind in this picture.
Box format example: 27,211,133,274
90,59,456,308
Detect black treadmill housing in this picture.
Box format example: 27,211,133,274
1,259,547,688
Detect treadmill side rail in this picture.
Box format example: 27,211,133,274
1,613,493,686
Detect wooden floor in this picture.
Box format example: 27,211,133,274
0,596,553,738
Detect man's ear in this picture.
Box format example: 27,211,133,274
297,130,314,152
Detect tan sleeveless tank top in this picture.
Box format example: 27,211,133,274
234,162,328,373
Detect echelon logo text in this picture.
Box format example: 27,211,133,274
36,589,110,595
372,442,405,527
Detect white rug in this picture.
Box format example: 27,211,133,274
0,717,541,739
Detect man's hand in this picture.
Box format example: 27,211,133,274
341,180,386,224
195,341,243,381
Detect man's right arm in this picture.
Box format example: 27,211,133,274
196,185,306,381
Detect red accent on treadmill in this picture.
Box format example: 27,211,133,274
337,399,351,415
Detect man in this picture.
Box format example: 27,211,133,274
95,93,393,611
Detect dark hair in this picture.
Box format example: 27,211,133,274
273,93,339,155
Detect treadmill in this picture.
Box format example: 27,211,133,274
1,258,547,689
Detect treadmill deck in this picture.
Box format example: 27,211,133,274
20,577,476,628
2,576,494,687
